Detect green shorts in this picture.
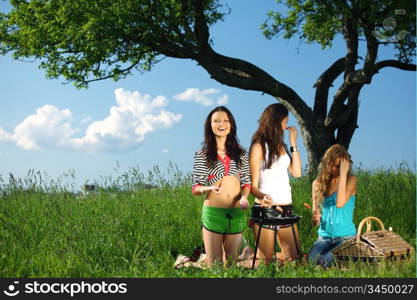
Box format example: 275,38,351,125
202,206,246,234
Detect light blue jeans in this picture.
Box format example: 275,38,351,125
308,235,355,267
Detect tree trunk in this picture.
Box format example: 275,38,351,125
278,93,360,178
293,113,335,178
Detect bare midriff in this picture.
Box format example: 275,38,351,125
203,176,241,208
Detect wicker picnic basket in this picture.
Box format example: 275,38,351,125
332,216,415,264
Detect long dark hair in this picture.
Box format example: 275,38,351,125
250,103,290,169
203,106,243,166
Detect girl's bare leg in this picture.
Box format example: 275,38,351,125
202,227,224,268
223,233,243,267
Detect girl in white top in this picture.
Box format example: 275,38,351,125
249,103,302,264
259,145,292,205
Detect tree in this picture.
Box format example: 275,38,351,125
1,0,415,174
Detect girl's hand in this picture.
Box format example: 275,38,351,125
286,126,298,146
312,210,321,226
208,185,220,194
198,184,220,195
261,194,273,207
339,158,350,176
206,180,222,194
239,197,249,209
275,205,283,213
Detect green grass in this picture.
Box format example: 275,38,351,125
0,164,415,277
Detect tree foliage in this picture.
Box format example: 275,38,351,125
0,0,226,87
261,0,416,63
0,0,415,173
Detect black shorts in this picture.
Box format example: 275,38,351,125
248,204,294,231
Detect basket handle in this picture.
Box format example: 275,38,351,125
356,216,385,243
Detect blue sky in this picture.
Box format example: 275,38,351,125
0,1,415,189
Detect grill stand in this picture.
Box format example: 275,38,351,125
251,222,300,270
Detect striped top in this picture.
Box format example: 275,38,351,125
192,145,251,192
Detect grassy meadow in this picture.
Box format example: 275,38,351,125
0,163,415,278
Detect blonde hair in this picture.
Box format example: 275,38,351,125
314,144,352,207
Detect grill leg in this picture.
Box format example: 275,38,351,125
273,226,278,263
252,224,262,270
291,224,301,260
272,226,278,276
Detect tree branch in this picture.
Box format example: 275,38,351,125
337,84,362,128
335,84,362,147
341,12,358,79
361,16,379,81
374,60,417,72
324,83,350,130
326,57,416,129
313,57,345,123
325,81,363,131
154,41,197,59
180,1,197,41
193,0,210,49
326,12,379,130
195,49,313,122
80,59,141,86
188,1,315,123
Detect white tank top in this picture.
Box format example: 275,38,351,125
259,145,292,205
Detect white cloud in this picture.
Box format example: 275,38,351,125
217,94,229,105
162,149,169,153
3,105,77,150
173,88,229,106
0,127,13,142
80,116,92,124
0,88,182,153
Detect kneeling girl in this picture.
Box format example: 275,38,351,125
309,144,357,267
192,106,251,268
